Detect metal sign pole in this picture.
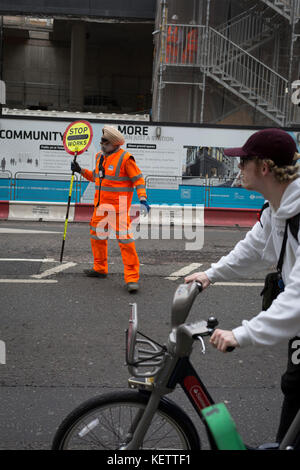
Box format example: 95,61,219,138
60,119,93,263
60,151,77,263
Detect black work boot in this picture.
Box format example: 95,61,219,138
84,269,107,278
126,282,139,293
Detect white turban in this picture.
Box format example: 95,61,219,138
102,125,125,146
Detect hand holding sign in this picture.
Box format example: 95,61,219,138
71,160,82,173
60,120,93,262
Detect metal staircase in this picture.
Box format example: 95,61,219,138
162,21,288,124
154,1,300,125
206,27,288,125
216,5,277,53
260,0,298,22
204,4,292,125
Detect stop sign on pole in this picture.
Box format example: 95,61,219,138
63,120,93,155
60,120,93,262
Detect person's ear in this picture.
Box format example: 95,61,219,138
261,161,269,176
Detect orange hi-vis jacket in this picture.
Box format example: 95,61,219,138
167,25,178,45
183,29,198,63
166,25,179,63
186,28,198,52
81,148,147,212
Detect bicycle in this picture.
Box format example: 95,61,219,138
52,281,300,450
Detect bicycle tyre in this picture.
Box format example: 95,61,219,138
52,390,201,450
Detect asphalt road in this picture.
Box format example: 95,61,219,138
0,219,287,450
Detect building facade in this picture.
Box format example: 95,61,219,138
0,0,299,126
152,0,300,126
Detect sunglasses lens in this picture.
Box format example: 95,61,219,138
101,139,109,144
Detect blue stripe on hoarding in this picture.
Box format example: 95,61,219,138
133,186,264,209
0,179,11,200
2,179,89,203
14,180,77,203
0,178,264,209
208,186,264,209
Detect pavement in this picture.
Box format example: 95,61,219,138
0,219,287,449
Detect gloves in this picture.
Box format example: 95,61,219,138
140,199,150,216
71,160,81,174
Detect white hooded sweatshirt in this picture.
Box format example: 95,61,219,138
205,177,300,348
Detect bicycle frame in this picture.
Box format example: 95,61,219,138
124,360,214,449
52,280,300,450
124,282,216,449
124,281,300,450
168,357,214,412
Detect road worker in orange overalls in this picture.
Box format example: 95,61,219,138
166,14,181,64
71,126,150,293
182,21,198,64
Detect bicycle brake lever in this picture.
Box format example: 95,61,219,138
195,281,203,292
196,335,206,354
206,316,235,352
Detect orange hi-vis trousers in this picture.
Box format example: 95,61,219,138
89,205,139,283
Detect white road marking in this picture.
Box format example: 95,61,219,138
213,282,264,286
165,263,203,280
0,228,61,234
31,262,77,279
0,258,55,262
0,279,57,283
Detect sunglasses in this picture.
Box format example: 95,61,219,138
239,156,257,168
100,138,109,144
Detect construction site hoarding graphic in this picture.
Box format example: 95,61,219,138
0,118,299,207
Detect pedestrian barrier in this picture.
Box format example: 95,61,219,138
0,174,264,209
13,172,80,203
73,203,94,222
137,204,204,226
0,200,259,227
204,207,259,227
0,171,13,200
6,201,75,222
144,175,264,209
0,170,261,227
0,201,9,219
73,203,140,223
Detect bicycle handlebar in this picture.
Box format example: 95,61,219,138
195,284,235,352
126,282,235,377
205,316,235,352
171,281,203,329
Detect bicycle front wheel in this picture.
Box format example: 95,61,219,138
52,390,200,450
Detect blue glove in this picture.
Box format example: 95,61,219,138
140,199,150,216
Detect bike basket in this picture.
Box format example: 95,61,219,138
125,303,166,378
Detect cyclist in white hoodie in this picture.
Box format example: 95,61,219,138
185,128,300,444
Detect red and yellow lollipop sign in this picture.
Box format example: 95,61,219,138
63,120,93,155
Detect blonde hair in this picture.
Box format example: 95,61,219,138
256,153,300,183
265,152,300,183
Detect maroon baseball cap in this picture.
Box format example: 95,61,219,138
223,128,297,167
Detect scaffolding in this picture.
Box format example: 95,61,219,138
152,0,300,126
